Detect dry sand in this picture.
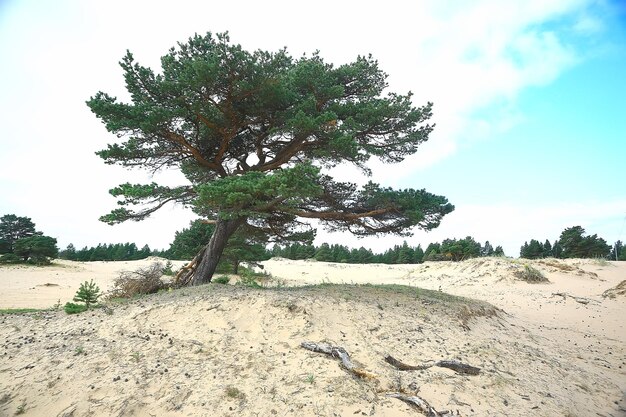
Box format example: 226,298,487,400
0,257,624,417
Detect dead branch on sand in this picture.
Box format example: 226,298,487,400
384,355,480,375
551,292,598,305
386,393,454,417
300,341,377,379
301,342,460,416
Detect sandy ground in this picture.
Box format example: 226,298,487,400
0,257,624,417
0,257,189,310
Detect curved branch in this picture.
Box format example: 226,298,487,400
292,207,393,221
162,130,226,176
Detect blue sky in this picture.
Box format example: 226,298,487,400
0,0,624,256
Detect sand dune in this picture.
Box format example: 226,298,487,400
0,257,624,416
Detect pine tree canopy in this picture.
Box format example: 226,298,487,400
89,32,452,230
87,33,454,284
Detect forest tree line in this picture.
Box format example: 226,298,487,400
520,226,624,260
2,215,625,266
270,236,504,264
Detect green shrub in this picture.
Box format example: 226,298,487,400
238,274,262,288
213,275,230,285
27,255,51,266
0,253,21,264
64,302,88,314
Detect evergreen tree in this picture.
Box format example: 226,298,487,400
314,243,333,262
168,221,215,260
357,247,374,263
413,245,425,263
424,242,442,261
609,240,623,261
481,241,494,257
397,241,413,264
60,243,77,260
271,244,282,258
439,236,481,261
542,239,553,258
381,248,396,264
558,226,610,258
136,244,152,260
559,226,586,258
520,239,544,259
73,280,101,308
221,233,269,273
0,214,41,254
88,32,454,285
13,235,58,264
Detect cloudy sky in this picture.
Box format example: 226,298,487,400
1,0,625,256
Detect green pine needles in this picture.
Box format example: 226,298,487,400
87,32,455,285
65,280,101,314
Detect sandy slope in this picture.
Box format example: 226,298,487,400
0,257,624,417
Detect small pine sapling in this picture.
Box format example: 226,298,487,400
73,280,101,308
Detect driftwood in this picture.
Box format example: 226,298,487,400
385,355,480,375
386,393,453,417
551,292,597,305
300,341,377,379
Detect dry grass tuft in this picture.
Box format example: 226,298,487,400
514,265,549,283
537,259,576,272
602,279,626,299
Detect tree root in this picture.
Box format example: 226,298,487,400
385,355,480,375
174,256,200,287
302,342,477,416
386,393,454,416
300,341,377,379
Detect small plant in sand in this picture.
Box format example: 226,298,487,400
213,275,230,285
73,280,101,308
15,401,26,415
238,274,262,288
64,280,101,314
161,260,176,276
515,265,548,283
593,257,611,267
63,302,88,314
225,386,245,400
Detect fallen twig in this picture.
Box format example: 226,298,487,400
385,355,480,375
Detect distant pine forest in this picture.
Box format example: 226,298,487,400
2,214,623,266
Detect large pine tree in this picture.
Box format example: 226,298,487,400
88,33,454,285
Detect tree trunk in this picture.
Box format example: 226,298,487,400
187,217,245,286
